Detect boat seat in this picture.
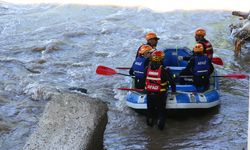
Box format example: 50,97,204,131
165,66,185,70
169,85,197,92
165,66,185,78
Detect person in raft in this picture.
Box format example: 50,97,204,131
179,43,214,92
135,32,159,58
178,28,214,61
129,45,153,89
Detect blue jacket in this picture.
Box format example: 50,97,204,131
193,55,210,76
130,56,149,79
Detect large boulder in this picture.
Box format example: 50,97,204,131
23,92,108,150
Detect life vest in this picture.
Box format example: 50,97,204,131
132,56,148,79
193,55,210,76
200,41,213,59
145,66,167,92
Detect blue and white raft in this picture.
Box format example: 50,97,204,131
126,47,220,109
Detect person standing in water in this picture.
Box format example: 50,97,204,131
144,50,176,130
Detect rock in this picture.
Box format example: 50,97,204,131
32,47,46,52
23,92,108,150
37,59,46,64
0,121,11,132
0,95,8,104
230,11,250,55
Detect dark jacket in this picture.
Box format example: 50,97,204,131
129,56,149,77
184,54,214,88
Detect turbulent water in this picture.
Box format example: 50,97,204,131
0,2,249,150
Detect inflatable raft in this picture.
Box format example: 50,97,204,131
126,47,220,109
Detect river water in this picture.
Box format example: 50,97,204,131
0,1,249,150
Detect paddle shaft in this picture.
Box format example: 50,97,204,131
180,74,247,79
117,72,133,77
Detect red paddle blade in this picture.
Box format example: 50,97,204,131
223,74,248,79
118,87,144,92
96,65,117,76
212,57,223,65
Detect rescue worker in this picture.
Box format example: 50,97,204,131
194,28,214,60
145,50,176,130
178,28,214,61
179,43,214,92
129,45,153,89
135,32,159,58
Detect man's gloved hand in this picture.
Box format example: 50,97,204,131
178,56,183,61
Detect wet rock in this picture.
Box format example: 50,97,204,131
63,31,87,38
45,43,59,52
37,59,46,64
23,92,108,150
31,40,61,53
32,47,46,52
68,87,87,94
0,121,11,132
0,95,8,104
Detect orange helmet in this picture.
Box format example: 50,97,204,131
193,43,204,53
195,28,206,37
139,45,153,55
150,50,165,62
145,32,160,41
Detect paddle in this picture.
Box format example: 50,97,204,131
115,67,131,70
97,65,248,79
180,74,248,79
96,65,133,77
211,57,223,65
118,87,144,92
